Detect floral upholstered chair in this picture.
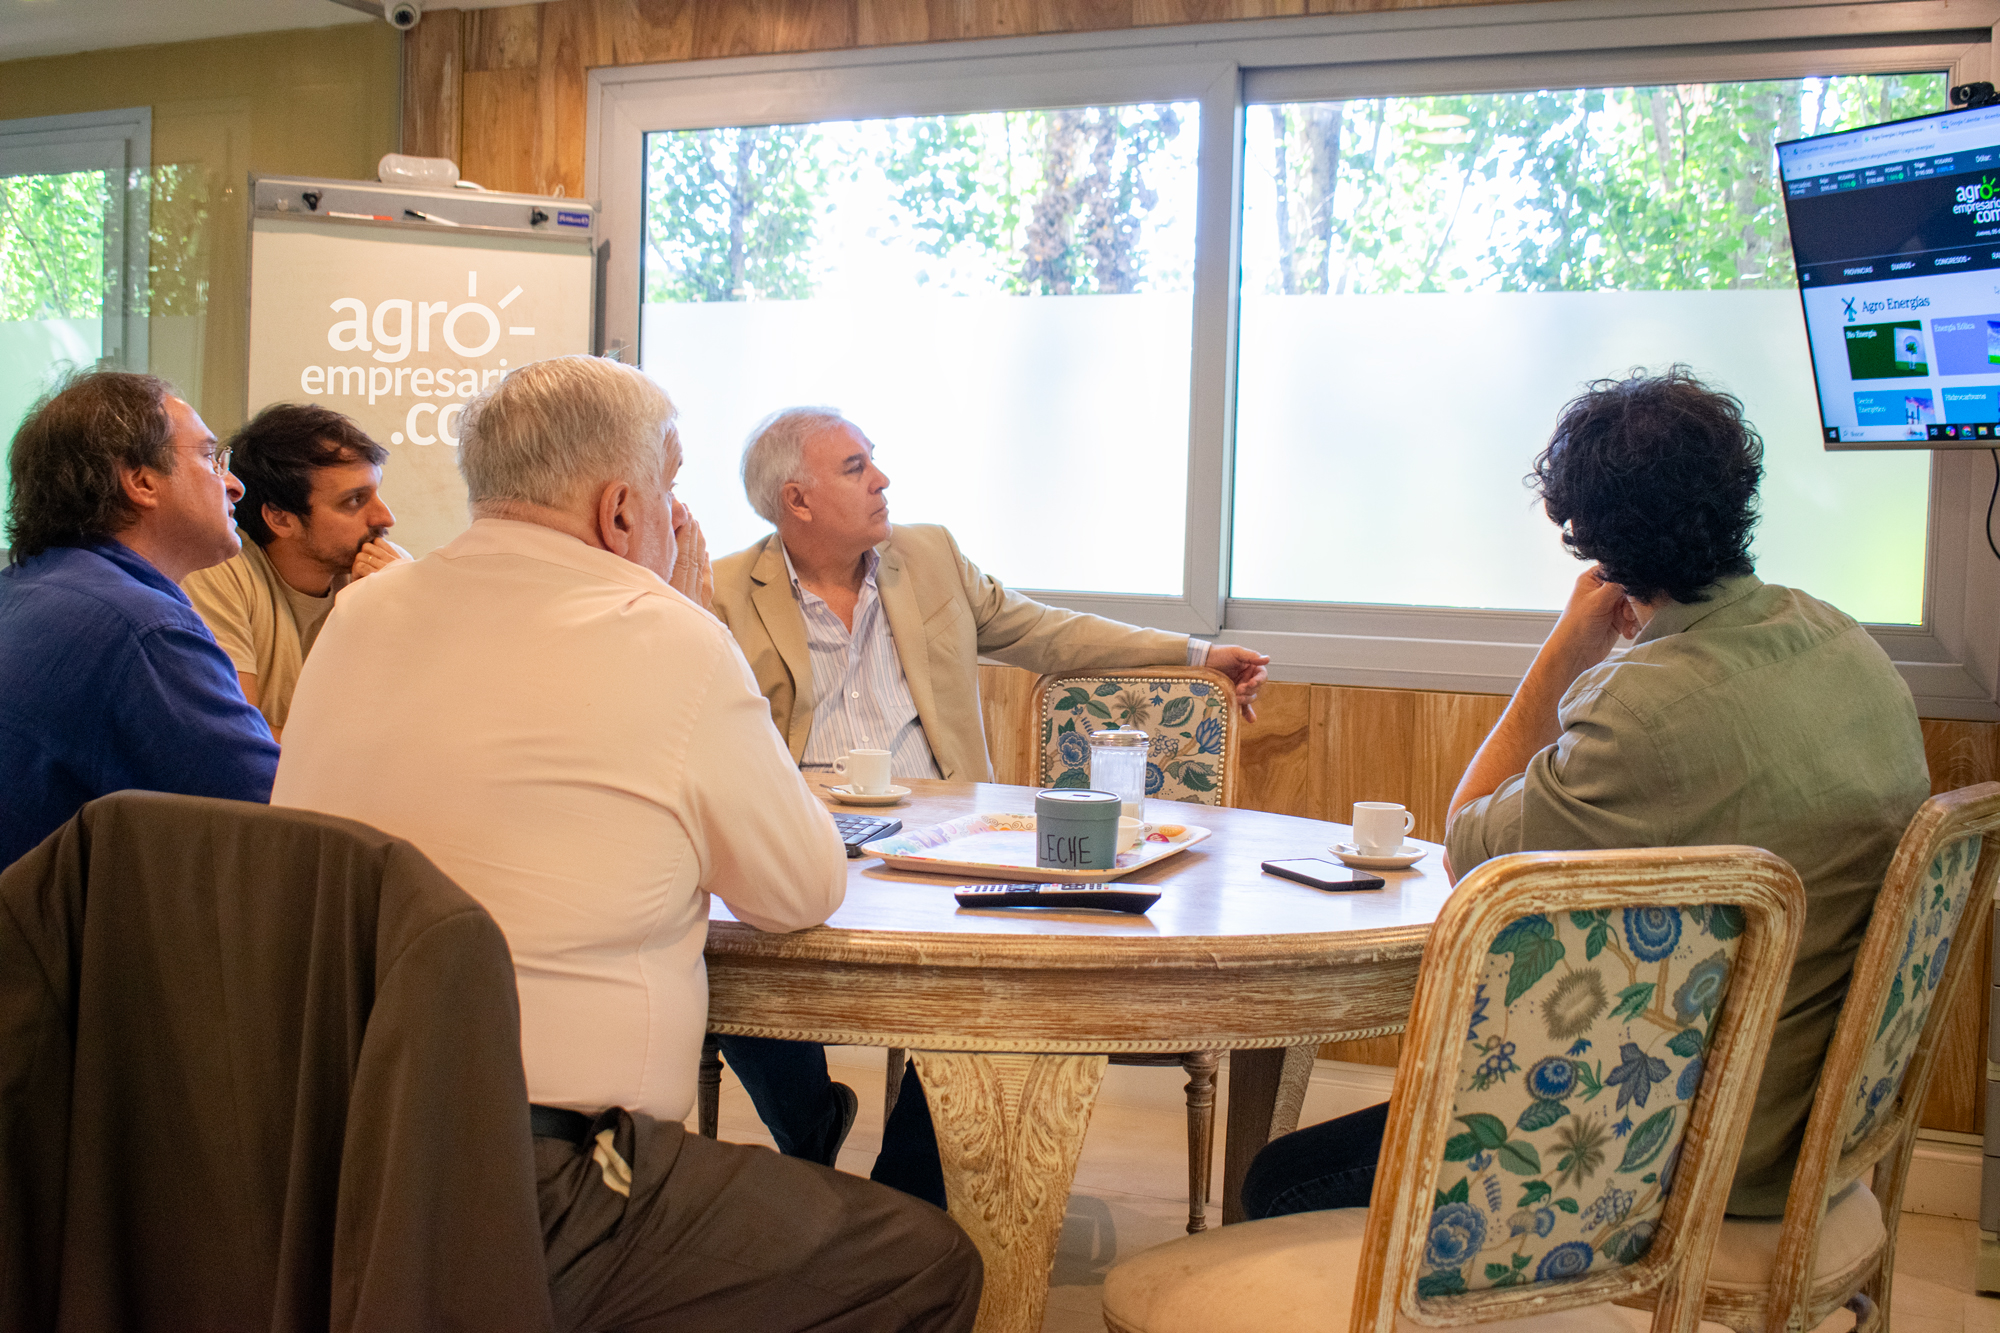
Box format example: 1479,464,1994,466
1024,664,1240,1233
1035,666,1240,808
1617,783,2000,1333
1101,846,1807,1333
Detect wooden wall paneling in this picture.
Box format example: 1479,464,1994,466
597,0,697,64
466,4,545,69
689,0,859,59
1233,680,1316,818
916,0,1040,40
400,9,463,162
978,664,1042,786
1409,689,1506,843
462,69,541,193
533,0,610,197
1319,685,1418,831
1034,0,1135,30
1133,0,1304,23
856,0,934,45
1925,719,2000,795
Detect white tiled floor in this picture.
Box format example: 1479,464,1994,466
697,1049,2000,1333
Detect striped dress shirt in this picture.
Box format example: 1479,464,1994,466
786,543,944,781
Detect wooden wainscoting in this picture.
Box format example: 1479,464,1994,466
979,666,2000,1135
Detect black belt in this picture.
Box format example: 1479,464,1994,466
530,1104,595,1146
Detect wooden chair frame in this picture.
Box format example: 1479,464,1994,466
1625,783,2000,1332
1352,847,1806,1332
1031,664,1242,804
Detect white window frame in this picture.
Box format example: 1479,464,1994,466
0,108,152,374
588,0,2000,720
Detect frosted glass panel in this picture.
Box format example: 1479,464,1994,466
1233,78,1941,624
641,105,1198,594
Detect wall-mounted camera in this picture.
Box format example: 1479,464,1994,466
325,0,421,29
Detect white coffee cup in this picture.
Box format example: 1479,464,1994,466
1117,816,1144,853
1352,801,1415,855
833,748,893,795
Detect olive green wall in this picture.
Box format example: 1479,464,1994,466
0,23,401,433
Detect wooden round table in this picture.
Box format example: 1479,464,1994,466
705,779,1451,1333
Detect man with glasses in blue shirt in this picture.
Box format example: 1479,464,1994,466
0,371,279,868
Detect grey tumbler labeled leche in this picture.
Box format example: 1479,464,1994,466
1034,789,1122,871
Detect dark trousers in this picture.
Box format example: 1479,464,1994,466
716,1034,947,1208
1240,1100,1391,1220
537,1107,981,1333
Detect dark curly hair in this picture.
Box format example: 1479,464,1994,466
228,404,387,546
1529,367,1763,605
5,370,179,560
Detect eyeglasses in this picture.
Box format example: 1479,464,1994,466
177,444,232,476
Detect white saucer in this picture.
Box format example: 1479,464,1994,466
828,784,911,807
1330,842,1427,870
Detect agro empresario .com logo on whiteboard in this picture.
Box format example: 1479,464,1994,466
297,269,536,447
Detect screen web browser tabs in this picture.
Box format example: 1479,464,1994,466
1780,102,2000,448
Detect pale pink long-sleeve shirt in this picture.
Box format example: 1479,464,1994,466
273,517,846,1121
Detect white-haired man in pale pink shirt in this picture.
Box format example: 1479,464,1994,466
273,354,980,1332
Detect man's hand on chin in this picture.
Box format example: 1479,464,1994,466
669,499,714,611
1204,644,1272,723
350,537,411,581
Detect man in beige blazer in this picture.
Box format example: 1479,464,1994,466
709,406,1269,1206
713,410,1269,783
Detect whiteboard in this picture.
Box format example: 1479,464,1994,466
247,218,594,557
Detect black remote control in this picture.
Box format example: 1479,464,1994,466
952,883,1161,914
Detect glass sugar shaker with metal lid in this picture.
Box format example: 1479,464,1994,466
1087,727,1150,822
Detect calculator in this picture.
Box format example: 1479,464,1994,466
832,813,902,858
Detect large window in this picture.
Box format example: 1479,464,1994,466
590,5,2000,718
640,105,1200,595
0,110,150,545
1234,77,1940,624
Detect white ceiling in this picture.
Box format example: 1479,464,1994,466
0,0,521,64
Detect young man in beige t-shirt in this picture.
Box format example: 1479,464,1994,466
182,404,408,738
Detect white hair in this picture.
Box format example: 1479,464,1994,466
741,406,850,526
457,356,678,508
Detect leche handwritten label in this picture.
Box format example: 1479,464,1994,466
1041,831,1096,869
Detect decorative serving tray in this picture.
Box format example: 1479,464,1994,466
860,812,1210,884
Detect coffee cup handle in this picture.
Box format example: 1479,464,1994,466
1402,810,1415,834
832,757,848,777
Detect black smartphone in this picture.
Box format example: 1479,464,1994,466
1261,858,1387,892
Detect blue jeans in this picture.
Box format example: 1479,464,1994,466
1240,1100,1390,1219
715,1035,947,1209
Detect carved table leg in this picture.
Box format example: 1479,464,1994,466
910,1050,1107,1333
1180,1051,1220,1234
1219,1043,1316,1224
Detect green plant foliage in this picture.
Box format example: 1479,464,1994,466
644,124,830,302
0,170,108,321
1252,74,1943,297
643,103,1193,303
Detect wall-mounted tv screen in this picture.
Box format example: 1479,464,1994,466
1780,101,2000,449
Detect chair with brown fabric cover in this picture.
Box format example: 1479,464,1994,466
0,790,553,1333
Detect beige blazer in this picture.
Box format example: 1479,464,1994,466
711,524,1191,782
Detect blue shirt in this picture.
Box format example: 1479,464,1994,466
0,541,280,868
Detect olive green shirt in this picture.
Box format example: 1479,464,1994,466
1447,575,1928,1216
